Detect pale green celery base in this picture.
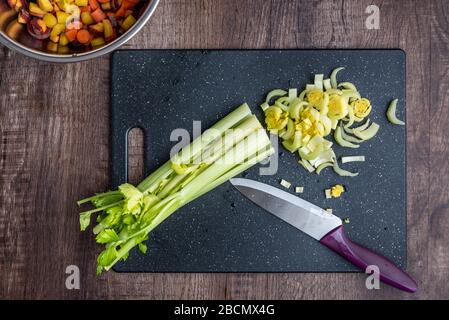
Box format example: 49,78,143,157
180,130,272,199
186,146,275,204
173,103,252,165
192,115,261,166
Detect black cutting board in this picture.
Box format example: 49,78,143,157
111,49,406,272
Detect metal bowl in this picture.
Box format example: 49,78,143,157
0,0,159,62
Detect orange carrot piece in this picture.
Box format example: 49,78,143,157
123,0,138,10
80,6,92,13
91,8,106,22
97,0,109,3
115,4,127,17
76,29,91,44
89,0,99,10
65,29,78,42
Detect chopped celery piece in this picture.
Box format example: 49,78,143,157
330,118,339,130
341,155,365,164
334,126,360,148
352,122,380,141
280,179,291,189
344,105,356,128
354,119,371,131
316,162,333,174
351,98,371,118
305,84,316,91
325,189,332,199
333,162,359,177
260,102,269,111
326,88,343,95
280,118,295,141
298,89,307,101
319,92,329,114
323,78,332,91
320,114,332,136
353,115,364,123
282,131,303,153
288,88,298,101
328,95,349,120
275,100,289,112
330,67,345,89
322,139,333,150
340,127,364,143
309,149,336,168
314,74,324,90
339,82,357,91
307,135,325,152
299,144,324,161
386,98,405,125
266,89,287,104
295,186,304,193
276,96,291,105
289,100,308,119
299,159,315,173
265,106,288,130
345,119,370,134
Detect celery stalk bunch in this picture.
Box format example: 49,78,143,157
78,104,274,274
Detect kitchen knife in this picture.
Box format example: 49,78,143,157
230,178,417,293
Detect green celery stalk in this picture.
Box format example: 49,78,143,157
78,103,273,274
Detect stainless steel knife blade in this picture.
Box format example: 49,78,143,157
230,178,342,240
230,178,418,293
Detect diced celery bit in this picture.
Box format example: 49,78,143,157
386,98,405,125
341,155,365,164
295,186,304,193
280,179,292,189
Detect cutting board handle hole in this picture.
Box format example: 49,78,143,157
127,127,145,185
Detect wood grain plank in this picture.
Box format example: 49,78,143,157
428,0,449,300
0,50,111,299
129,0,273,49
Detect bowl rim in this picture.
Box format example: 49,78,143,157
0,0,160,63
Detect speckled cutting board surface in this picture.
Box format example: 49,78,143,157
111,49,406,272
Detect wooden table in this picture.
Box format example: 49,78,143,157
0,0,447,300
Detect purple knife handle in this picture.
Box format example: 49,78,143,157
320,226,417,293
